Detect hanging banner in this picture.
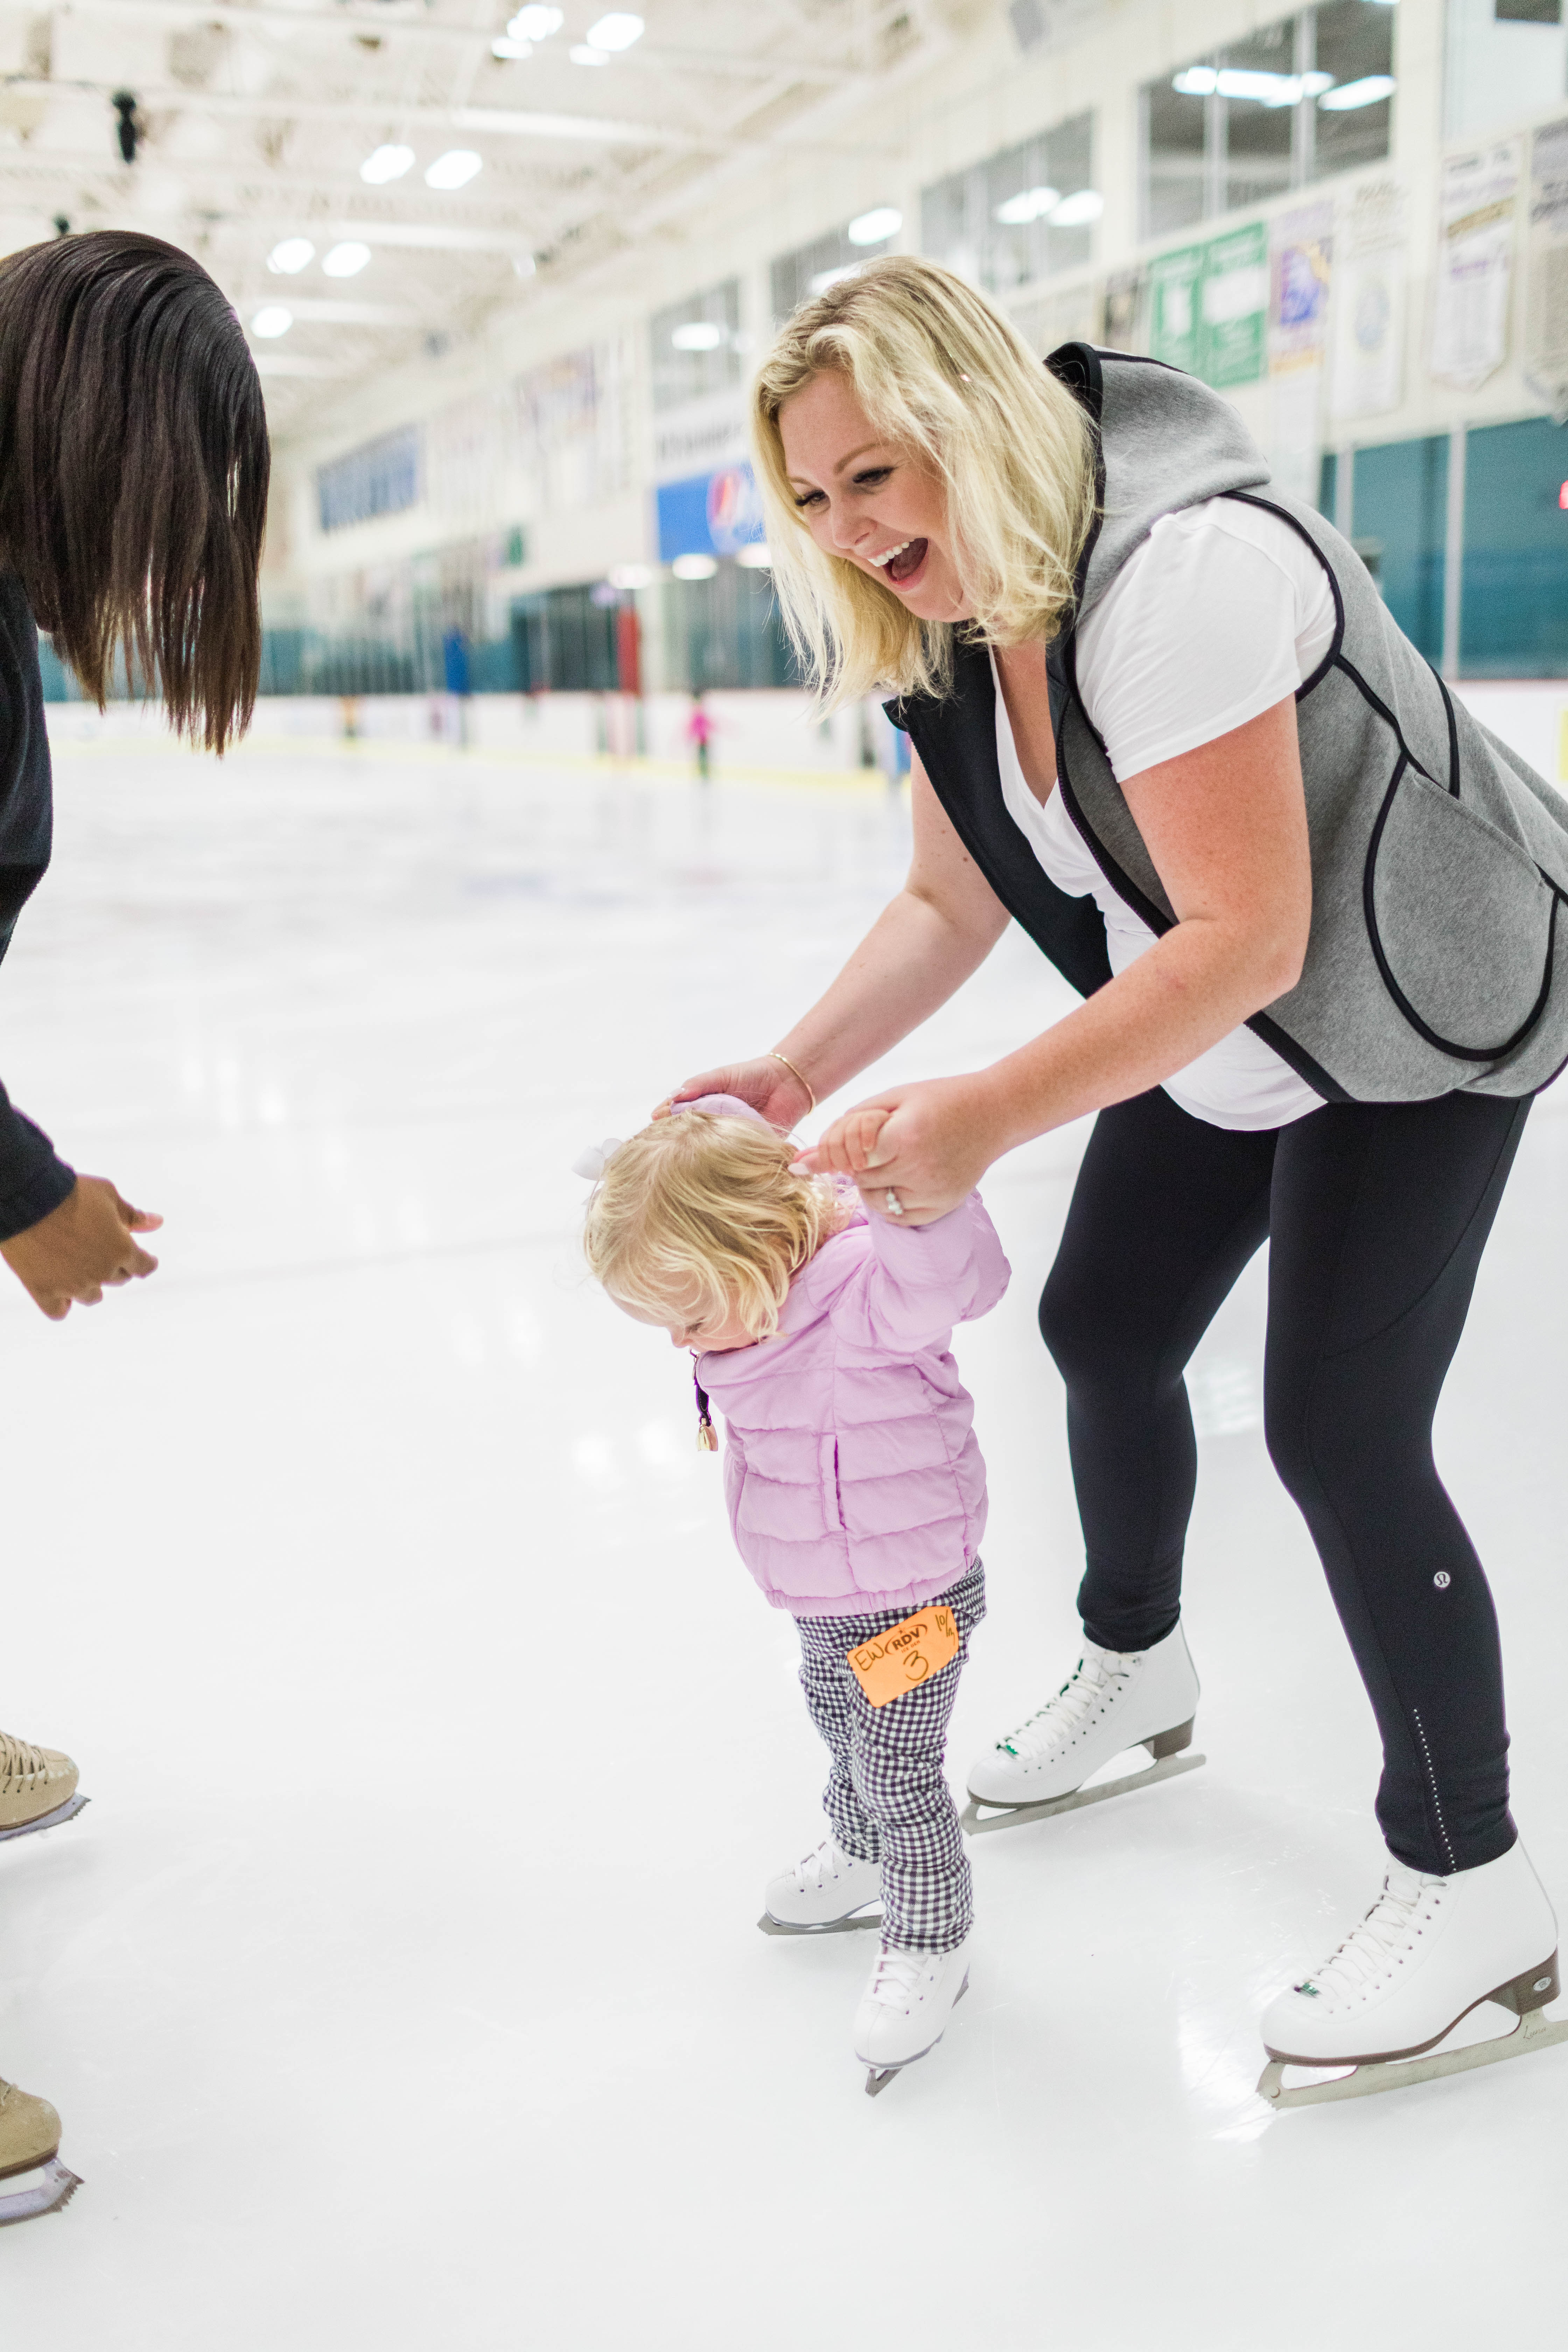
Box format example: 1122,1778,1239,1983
1525,119,1568,425
1268,203,1333,503
1270,201,1334,374
1331,177,1408,423
1431,141,1521,392
1149,222,1268,390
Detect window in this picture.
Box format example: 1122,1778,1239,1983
650,281,742,414
316,426,421,533
771,215,901,323
1445,0,1568,142
1141,4,1395,242
921,114,1098,296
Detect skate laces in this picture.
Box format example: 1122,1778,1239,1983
866,1947,930,2009
1000,1652,1127,1760
1298,1872,1443,2002
792,1840,850,1894
0,1734,50,1788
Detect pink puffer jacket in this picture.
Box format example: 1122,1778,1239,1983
697,1190,1010,1619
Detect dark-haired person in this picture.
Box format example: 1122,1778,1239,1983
0,230,267,2219
668,257,1568,2105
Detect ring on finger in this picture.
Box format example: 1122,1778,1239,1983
884,1187,903,1218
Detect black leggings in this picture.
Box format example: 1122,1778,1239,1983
1039,1085,1531,1876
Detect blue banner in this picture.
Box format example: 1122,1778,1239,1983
656,462,766,562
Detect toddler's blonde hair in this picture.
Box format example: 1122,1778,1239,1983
583,1112,839,1343
752,254,1098,709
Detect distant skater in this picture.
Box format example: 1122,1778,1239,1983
685,690,714,780
581,1096,1007,2093
0,230,267,2214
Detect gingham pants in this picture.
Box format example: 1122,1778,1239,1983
793,1561,985,1955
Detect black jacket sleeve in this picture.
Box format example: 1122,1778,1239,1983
0,576,75,1239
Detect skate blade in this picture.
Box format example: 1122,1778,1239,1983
961,1751,1205,1838
0,2157,81,2226
860,1974,969,2096
1258,2001,1568,2110
0,1793,88,1847
758,1908,882,1938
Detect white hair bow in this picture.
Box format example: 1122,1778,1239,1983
572,1138,625,1182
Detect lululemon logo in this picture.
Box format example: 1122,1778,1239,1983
1535,1976,1552,1993
1433,1572,1451,1589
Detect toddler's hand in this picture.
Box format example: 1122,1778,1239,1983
800,1104,893,1179
792,1076,1004,1224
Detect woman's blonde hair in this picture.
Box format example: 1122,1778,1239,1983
752,255,1098,708
583,1112,839,1343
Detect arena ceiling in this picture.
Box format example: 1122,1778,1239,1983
0,0,1108,433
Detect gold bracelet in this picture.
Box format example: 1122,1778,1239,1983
768,1050,817,1114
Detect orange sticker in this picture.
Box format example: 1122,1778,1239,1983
847,1604,961,1708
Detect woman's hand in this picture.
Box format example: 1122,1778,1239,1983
654,1056,813,1131
794,1074,1007,1223
0,1176,162,1321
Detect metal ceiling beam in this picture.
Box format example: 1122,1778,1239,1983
52,0,862,84
4,80,724,152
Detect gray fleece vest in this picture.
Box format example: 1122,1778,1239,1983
888,343,1568,1106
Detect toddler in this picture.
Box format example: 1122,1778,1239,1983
582,1094,1009,2093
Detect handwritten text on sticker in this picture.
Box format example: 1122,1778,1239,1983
847,1604,960,1708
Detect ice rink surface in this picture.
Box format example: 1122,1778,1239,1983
3,723,1568,2350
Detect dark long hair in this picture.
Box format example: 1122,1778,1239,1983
0,231,269,752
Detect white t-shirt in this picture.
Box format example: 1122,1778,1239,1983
992,497,1337,1132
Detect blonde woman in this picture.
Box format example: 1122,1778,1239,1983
666,257,1568,2100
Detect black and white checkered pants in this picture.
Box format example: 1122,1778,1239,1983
793,1561,985,1955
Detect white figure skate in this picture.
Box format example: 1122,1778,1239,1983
758,1837,882,1936
854,1936,971,2096
1258,1842,1568,2110
0,1732,86,1847
962,1623,1203,1836
0,2080,79,2225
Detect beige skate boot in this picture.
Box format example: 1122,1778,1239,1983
0,2079,80,2222
0,1731,83,1840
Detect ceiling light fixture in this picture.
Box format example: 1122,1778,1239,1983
513,253,537,277
361,143,414,184
1050,188,1104,226
847,206,901,245
609,563,653,590
672,554,718,581
251,306,293,338
671,321,724,350
1172,65,1338,105
322,241,372,277
735,544,772,569
425,149,483,188
585,12,644,48
267,237,315,274
491,35,532,56
994,184,1059,225
1318,75,1395,111
510,3,563,33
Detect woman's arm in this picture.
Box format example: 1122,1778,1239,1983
663,754,1010,1125
803,695,1312,1209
